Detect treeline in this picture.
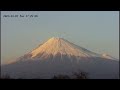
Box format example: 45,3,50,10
0,71,88,79
52,71,88,79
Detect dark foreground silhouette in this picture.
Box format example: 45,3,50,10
1,71,88,79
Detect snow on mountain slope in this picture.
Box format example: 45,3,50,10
102,53,117,60
27,37,101,60
6,37,117,64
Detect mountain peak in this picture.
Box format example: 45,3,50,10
51,37,60,39
29,37,100,59
17,37,116,61
48,37,63,41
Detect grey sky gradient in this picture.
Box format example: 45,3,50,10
1,11,119,64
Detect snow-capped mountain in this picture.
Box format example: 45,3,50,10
1,37,119,79
17,37,116,61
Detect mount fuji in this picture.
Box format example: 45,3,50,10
1,37,119,79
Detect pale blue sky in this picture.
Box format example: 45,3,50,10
1,11,119,64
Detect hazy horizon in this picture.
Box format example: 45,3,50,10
1,11,119,64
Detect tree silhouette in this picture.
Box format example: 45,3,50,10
52,75,70,79
73,71,88,79
52,70,88,79
0,74,11,79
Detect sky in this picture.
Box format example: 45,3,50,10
1,11,119,64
